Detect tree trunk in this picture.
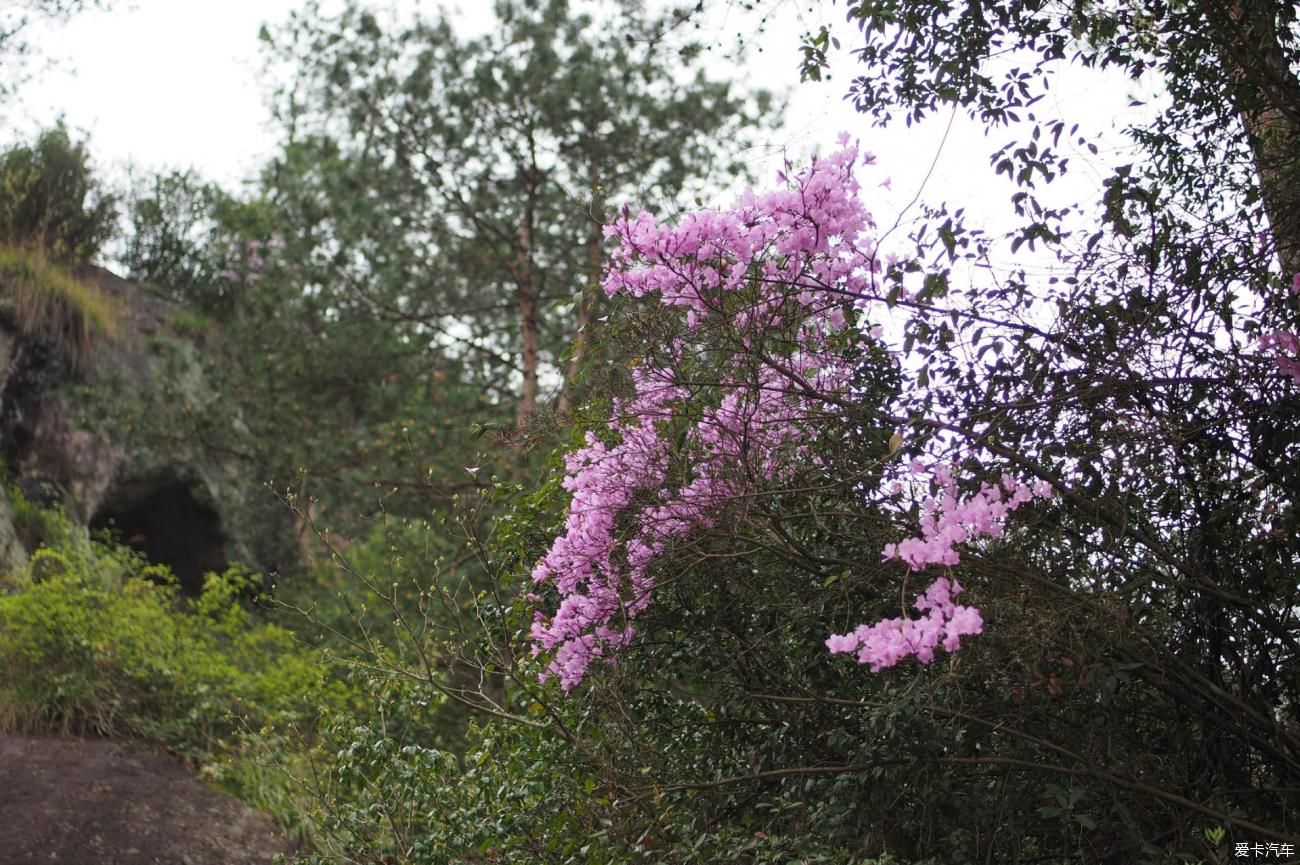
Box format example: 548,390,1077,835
513,132,542,430
515,216,539,429
557,212,603,417
1208,1,1300,294
1241,103,1300,285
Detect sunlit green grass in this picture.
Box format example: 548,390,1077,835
0,245,118,371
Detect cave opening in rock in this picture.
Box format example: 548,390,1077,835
90,475,228,595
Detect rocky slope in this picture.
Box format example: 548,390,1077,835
0,262,292,589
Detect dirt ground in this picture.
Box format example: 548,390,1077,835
0,734,292,865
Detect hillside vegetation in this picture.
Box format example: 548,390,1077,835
0,0,1297,863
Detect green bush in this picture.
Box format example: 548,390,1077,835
0,499,325,760
296,675,622,865
6,480,79,552
0,125,118,263
0,489,376,846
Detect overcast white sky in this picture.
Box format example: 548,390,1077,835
5,0,1152,257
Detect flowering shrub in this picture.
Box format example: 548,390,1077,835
529,143,1047,688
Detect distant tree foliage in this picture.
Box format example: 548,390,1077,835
261,0,771,427
121,170,228,307
0,125,117,262
0,1,110,98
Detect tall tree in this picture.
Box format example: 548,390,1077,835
0,124,116,262
263,0,770,430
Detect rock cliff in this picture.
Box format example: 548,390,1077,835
0,261,291,589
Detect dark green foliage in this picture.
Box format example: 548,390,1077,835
121,170,238,313
0,125,117,262
295,681,605,865
778,0,1300,857
262,0,771,421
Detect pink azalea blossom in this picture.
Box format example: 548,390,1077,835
825,578,985,672
529,143,1052,688
1260,330,1300,383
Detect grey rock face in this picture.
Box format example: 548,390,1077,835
0,264,290,584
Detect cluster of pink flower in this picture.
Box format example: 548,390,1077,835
530,356,856,689
603,145,878,329
529,142,1052,688
825,577,983,671
883,462,1053,571
824,462,1052,671
1260,330,1300,383
526,367,681,689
